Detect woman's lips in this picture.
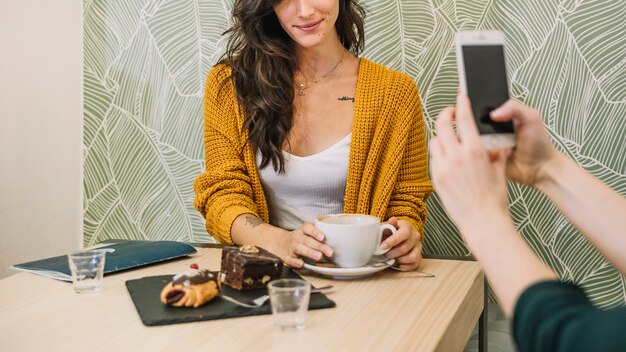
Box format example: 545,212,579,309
295,19,323,33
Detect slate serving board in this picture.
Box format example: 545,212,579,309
126,269,335,326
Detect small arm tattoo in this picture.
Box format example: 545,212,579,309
244,214,264,228
338,96,355,102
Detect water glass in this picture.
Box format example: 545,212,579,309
67,249,106,293
268,278,311,331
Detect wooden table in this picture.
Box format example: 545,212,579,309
0,248,483,351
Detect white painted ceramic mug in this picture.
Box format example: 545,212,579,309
315,214,397,268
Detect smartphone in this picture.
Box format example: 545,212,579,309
456,30,515,149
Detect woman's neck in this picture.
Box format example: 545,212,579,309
295,40,347,81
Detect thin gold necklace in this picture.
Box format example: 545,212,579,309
296,50,346,96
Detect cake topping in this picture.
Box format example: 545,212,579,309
172,269,214,286
240,245,260,254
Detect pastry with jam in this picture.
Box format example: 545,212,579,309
160,263,219,308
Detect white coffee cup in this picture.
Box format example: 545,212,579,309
315,214,397,268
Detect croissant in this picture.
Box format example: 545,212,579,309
160,265,220,308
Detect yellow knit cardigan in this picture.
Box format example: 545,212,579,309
194,58,433,244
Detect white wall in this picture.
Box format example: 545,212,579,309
0,0,83,279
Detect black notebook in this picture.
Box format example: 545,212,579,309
11,240,197,281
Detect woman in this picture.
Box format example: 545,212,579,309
194,0,432,269
431,94,626,351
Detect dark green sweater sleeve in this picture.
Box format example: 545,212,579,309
513,280,626,352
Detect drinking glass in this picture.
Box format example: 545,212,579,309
267,279,311,331
67,249,106,293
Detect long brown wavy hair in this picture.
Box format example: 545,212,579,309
220,0,366,173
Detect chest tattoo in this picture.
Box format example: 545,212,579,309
337,96,355,103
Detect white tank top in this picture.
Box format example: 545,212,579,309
257,134,351,231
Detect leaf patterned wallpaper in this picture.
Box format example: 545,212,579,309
83,0,625,307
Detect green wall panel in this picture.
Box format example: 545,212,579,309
83,0,625,307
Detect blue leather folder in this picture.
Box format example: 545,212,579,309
11,240,197,281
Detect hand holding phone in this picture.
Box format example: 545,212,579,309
456,30,515,149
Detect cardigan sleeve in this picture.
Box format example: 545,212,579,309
193,65,258,244
385,73,433,235
513,280,626,352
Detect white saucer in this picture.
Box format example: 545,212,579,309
302,257,395,280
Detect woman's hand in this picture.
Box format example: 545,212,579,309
490,100,561,188
380,216,423,271
275,223,334,268
430,94,510,230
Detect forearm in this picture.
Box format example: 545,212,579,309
536,154,626,273
459,212,556,317
231,213,288,256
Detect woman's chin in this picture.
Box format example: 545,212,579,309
292,36,332,51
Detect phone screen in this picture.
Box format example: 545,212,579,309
462,45,514,134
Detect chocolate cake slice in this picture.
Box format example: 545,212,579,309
220,245,283,290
